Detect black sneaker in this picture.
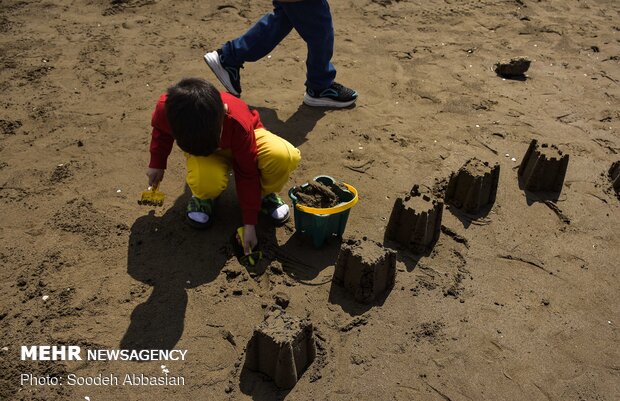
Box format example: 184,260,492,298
303,82,358,108
203,50,242,97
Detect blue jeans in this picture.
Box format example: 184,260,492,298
220,0,336,92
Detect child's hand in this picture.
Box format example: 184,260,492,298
242,224,258,255
146,168,165,186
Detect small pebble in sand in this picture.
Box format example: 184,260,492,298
116,189,122,193
511,157,517,162
42,295,49,301
1,347,8,352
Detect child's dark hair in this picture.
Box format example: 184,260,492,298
165,78,224,156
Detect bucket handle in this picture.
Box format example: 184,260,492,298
294,183,359,215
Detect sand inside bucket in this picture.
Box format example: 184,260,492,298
295,181,344,208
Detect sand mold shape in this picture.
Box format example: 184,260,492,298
494,56,531,78
244,308,316,389
333,238,397,304
385,185,443,254
518,139,569,194
445,158,500,214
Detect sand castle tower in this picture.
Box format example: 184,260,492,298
333,238,396,304
385,185,443,254
445,158,500,214
244,308,316,389
518,139,569,193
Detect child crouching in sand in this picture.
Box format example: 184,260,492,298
146,77,301,253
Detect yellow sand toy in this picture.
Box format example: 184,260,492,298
138,184,165,206
235,227,263,267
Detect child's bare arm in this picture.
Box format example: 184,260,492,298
242,224,258,255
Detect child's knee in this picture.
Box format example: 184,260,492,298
186,157,229,199
275,138,301,167
187,172,228,199
256,129,301,174
283,145,301,170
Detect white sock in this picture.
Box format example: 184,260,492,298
187,211,210,224
271,204,289,220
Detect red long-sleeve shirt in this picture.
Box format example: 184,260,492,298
148,92,264,225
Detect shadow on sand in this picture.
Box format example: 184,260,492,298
120,186,238,351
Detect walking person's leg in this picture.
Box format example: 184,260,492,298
204,1,294,96
279,0,357,107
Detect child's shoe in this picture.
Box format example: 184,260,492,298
203,50,242,97
261,193,290,225
303,82,358,108
186,196,214,229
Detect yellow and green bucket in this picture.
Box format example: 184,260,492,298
288,175,359,247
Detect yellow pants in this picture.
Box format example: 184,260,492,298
185,128,301,200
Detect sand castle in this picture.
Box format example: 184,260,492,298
385,185,443,254
445,158,500,214
333,238,396,304
518,139,569,194
244,308,316,389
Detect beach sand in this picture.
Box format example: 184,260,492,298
1,0,619,399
